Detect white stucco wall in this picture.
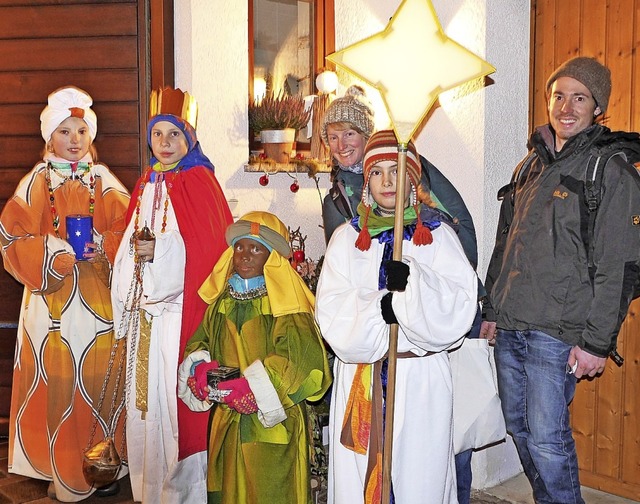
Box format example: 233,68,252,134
174,0,531,489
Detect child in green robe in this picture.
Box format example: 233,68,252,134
178,211,331,504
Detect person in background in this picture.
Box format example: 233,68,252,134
111,87,233,503
320,85,483,503
316,130,477,503
178,211,331,504
0,86,130,501
482,56,640,503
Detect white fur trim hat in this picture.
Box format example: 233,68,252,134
40,86,98,142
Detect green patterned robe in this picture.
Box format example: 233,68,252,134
184,289,331,504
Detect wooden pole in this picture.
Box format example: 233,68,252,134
381,144,408,504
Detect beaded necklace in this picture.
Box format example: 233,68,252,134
228,283,268,300
132,165,182,240
44,161,95,238
227,273,268,300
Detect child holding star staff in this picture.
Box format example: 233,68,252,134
315,129,477,503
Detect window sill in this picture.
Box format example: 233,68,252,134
244,157,331,175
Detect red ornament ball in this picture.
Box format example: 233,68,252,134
290,181,299,193
259,174,269,186
292,250,305,262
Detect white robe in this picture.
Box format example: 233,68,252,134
315,221,477,504
111,179,206,504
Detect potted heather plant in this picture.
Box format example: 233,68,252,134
249,89,311,163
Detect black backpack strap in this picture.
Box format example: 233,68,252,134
495,151,537,235
497,151,537,200
585,151,627,270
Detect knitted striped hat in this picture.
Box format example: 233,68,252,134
321,85,375,145
355,129,432,250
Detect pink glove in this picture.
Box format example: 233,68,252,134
189,361,219,400
218,377,258,415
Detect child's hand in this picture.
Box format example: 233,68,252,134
135,238,156,263
187,375,208,401
218,377,258,414
83,242,105,262
187,360,219,400
385,260,409,292
178,351,215,412
52,253,76,276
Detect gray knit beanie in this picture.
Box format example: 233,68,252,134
546,57,611,115
321,85,375,145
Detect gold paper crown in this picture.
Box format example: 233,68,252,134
149,87,198,129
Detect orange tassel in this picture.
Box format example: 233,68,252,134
355,206,372,251
412,207,433,246
355,228,372,251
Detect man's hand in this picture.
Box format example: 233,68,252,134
479,321,497,344
568,346,607,379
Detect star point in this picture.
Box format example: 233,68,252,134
327,0,495,142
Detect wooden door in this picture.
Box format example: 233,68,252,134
530,0,640,499
0,0,173,436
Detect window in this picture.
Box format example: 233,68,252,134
249,0,334,149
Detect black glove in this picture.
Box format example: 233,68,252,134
385,260,409,292
381,292,398,324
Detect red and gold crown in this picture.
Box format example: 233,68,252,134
149,87,198,129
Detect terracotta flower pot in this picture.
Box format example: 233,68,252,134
261,128,295,163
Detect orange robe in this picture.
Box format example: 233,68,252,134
0,160,129,502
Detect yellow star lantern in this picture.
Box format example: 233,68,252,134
327,0,495,143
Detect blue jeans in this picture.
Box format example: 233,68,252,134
455,448,472,504
494,329,584,504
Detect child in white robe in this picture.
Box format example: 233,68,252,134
315,129,477,504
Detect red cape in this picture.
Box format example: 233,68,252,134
127,166,233,459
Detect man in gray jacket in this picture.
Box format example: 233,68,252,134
482,57,640,503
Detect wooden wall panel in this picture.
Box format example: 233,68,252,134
532,0,640,499
0,4,137,37
0,39,139,71
605,0,634,128
621,304,640,484
529,0,557,131
580,0,607,65
0,70,140,105
570,371,597,470
554,3,579,61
